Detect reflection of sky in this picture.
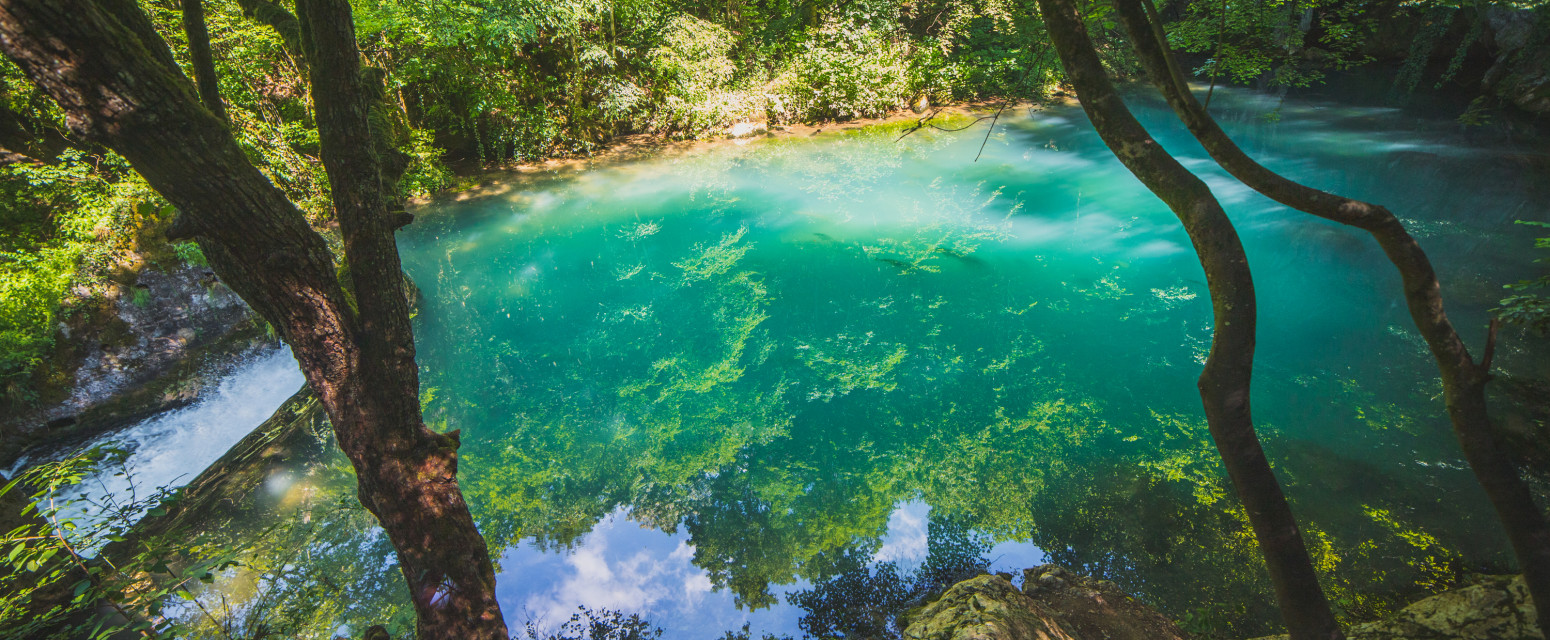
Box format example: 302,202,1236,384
496,509,807,638
497,500,1046,637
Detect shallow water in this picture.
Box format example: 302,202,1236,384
176,88,1549,639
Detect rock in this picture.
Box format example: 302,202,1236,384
912,95,931,113
1021,564,1189,640
1350,575,1541,639
1252,575,1541,640
902,574,1078,640
2,264,271,466
727,121,768,138
1483,8,1550,114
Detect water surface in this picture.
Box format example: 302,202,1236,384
189,88,1550,638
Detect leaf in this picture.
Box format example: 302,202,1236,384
198,571,215,583
149,562,172,575
146,507,167,517
176,589,195,601
72,578,92,597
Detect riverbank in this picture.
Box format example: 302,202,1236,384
411,100,1042,208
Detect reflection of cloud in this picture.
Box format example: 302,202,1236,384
873,501,931,565
524,516,675,624
502,509,805,638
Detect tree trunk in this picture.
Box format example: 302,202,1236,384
295,0,509,636
1112,0,1550,627
180,0,225,123
0,2,508,638
1033,0,1344,637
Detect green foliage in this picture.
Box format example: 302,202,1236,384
0,136,159,403
767,20,912,122
1497,221,1550,333
172,242,207,268
520,607,664,640
0,447,246,639
647,16,741,133
1164,0,1375,89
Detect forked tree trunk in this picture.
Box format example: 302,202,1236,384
1033,0,1344,637
1112,0,1550,626
0,2,508,638
296,0,508,636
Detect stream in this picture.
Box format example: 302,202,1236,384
73,87,1550,638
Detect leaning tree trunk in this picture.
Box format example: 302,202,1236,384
1112,0,1550,626
1033,0,1344,637
0,2,509,638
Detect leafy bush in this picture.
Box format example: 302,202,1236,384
0,145,156,403
766,20,911,122
648,16,743,134
0,447,245,639
1498,221,1550,333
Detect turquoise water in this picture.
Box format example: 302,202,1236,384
181,88,1550,639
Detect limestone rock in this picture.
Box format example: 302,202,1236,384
1254,575,1541,640
1021,565,1189,640
2,264,271,466
727,121,768,138
1484,8,1550,114
1349,575,1540,640
903,574,1078,640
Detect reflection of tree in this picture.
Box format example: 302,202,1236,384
788,513,993,640
389,126,1512,635
163,437,419,639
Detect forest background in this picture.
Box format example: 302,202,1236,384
2,0,1548,458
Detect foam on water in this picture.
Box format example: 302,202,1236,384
56,347,305,528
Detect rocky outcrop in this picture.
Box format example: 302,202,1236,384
1,264,269,465
902,566,1189,640
903,574,1079,640
1256,575,1541,640
1019,565,1190,640
1484,8,1550,115
727,121,769,138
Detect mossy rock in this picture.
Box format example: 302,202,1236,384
902,574,1078,640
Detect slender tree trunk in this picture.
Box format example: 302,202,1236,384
295,0,508,636
180,0,225,123
0,2,508,638
1112,0,1550,627
1034,0,1344,637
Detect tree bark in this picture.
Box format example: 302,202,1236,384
295,0,509,636
1033,0,1344,637
0,2,508,638
180,0,225,123
1112,0,1550,627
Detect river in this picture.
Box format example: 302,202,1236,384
82,86,1550,638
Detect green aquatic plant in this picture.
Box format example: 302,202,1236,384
860,180,1017,274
